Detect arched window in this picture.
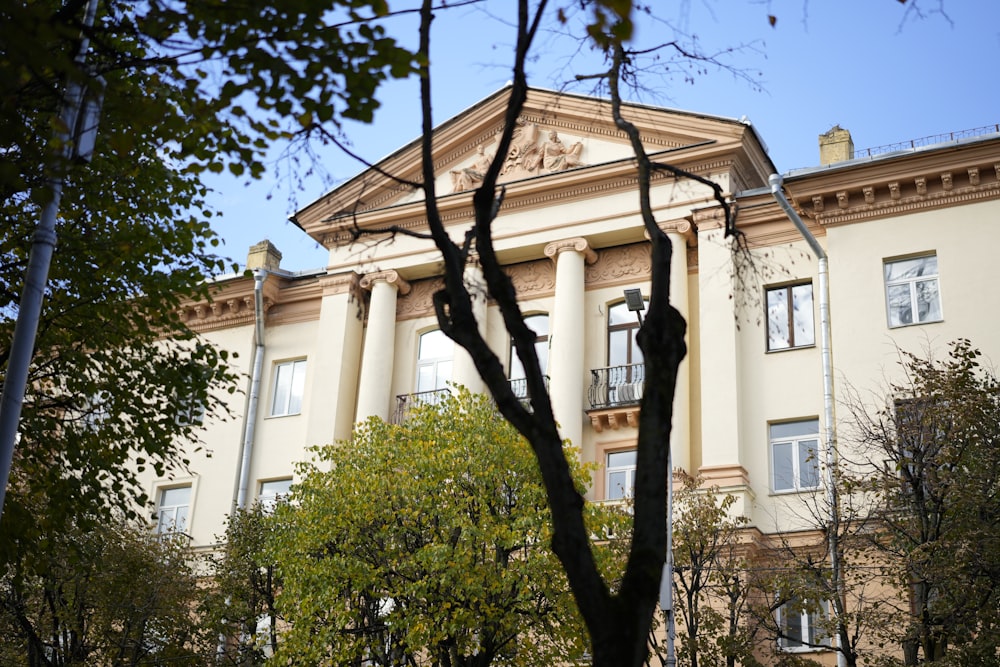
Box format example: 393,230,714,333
509,313,549,379
416,329,453,394
608,300,644,368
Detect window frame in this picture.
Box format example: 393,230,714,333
883,254,943,328
770,419,822,494
776,598,832,652
270,359,307,417
765,282,815,352
508,313,550,380
258,478,293,513
155,484,192,535
415,329,454,394
605,449,637,501
607,299,645,369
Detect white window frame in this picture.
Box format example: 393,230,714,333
415,329,453,394
606,449,637,501
508,313,550,380
884,254,942,328
770,419,821,493
258,478,293,513
155,485,191,535
765,282,815,351
270,359,307,417
777,598,831,652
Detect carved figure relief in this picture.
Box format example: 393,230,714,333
450,120,587,193
450,144,494,192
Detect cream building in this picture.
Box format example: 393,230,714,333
142,87,1000,658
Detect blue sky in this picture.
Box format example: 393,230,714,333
202,1,1000,271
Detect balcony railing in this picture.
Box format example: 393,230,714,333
588,363,645,410
391,388,451,424
508,375,550,412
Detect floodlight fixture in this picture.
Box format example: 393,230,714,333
623,288,645,325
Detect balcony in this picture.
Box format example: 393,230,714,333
587,363,644,433
390,388,451,424
508,375,550,411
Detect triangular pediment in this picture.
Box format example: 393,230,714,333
295,87,772,243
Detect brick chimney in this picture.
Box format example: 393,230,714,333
246,240,282,271
819,125,854,165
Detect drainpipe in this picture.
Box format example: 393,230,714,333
770,174,845,667
235,269,267,510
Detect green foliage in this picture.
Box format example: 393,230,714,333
271,389,609,666
668,474,757,667
203,504,283,666
1,0,416,576
861,340,1000,665
0,517,210,666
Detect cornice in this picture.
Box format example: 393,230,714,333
783,142,1000,227
179,273,324,333
318,154,741,249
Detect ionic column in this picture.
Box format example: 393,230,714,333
452,261,488,394
544,237,597,450
662,221,695,475
356,270,410,422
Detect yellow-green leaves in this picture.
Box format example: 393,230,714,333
271,389,593,665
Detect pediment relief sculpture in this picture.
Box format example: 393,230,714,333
450,120,587,193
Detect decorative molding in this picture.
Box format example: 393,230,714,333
396,277,443,321
588,406,640,433
505,259,556,299
697,464,752,490
585,243,651,287
543,237,598,264
360,269,411,296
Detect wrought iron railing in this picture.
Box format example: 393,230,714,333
588,364,645,410
508,375,550,411
853,124,1000,160
391,388,451,424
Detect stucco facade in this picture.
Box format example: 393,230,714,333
138,88,1000,659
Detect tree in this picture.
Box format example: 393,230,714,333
357,3,736,665
1,0,417,569
270,389,613,666
203,504,284,666
666,475,758,667
845,339,1000,665
0,516,210,666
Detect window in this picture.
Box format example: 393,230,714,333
416,330,453,394
509,314,549,400
509,314,549,379
771,419,821,493
777,598,831,651
606,450,637,500
884,255,942,327
258,478,292,513
271,359,306,416
766,283,815,351
156,486,191,534
603,300,646,406
608,301,644,369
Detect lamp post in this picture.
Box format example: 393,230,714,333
0,0,103,520
623,288,676,666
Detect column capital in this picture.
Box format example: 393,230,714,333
360,269,411,295
543,237,597,264
644,219,697,246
